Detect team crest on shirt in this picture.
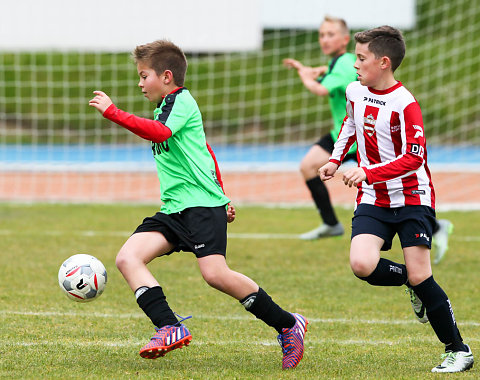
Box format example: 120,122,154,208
364,114,377,136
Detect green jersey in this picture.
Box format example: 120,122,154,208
318,52,357,153
152,87,230,214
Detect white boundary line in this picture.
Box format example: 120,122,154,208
2,337,466,348
2,310,480,327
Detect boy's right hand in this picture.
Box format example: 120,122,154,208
89,91,113,114
318,162,339,182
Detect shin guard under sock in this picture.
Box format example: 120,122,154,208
240,288,295,333
412,276,466,351
357,258,408,286
136,286,178,328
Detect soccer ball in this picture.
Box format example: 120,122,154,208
58,254,107,302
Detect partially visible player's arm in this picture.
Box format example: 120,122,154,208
297,67,329,96
362,102,425,184
283,59,329,96
362,151,423,185
103,104,172,143
89,91,172,143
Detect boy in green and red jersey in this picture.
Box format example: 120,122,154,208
89,39,307,370
284,16,358,240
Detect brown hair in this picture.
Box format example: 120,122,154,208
133,40,187,86
354,26,405,72
323,16,349,36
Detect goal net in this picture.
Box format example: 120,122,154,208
0,0,479,208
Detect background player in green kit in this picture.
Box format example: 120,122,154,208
89,40,307,370
284,16,358,240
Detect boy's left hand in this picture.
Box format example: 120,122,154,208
89,91,113,114
227,204,236,223
343,167,367,187
312,65,328,77
283,58,303,70
297,66,320,81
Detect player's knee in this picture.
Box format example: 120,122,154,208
350,256,374,278
202,272,221,289
299,158,309,176
201,267,227,290
299,158,316,179
407,272,430,287
115,248,132,273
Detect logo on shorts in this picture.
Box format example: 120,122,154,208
194,243,205,250
415,233,430,242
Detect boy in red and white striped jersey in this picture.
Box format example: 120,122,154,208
320,25,473,373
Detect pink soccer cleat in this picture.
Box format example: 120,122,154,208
139,316,192,359
277,313,308,369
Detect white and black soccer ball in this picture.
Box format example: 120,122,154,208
58,254,107,302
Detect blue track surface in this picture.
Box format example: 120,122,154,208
1,144,480,167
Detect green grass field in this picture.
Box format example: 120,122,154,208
1,204,479,379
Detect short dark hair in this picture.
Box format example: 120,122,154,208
354,26,405,72
133,40,187,86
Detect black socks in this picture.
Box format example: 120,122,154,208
240,288,295,333
412,276,467,352
357,258,408,286
136,286,178,328
137,286,295,334
306,176,338,226
357,259,467,352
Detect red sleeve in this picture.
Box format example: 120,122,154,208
363,154,423,184
363,102,425,184
103,103,172,143
329,158,341,166
206,142,225,193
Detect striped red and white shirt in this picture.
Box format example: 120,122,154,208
330,81,435,209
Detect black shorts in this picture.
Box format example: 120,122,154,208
133,206,228,258
315,133,357,162
351,204,436,251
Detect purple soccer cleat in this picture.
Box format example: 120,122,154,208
277,313,308,369
139,315,192,359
